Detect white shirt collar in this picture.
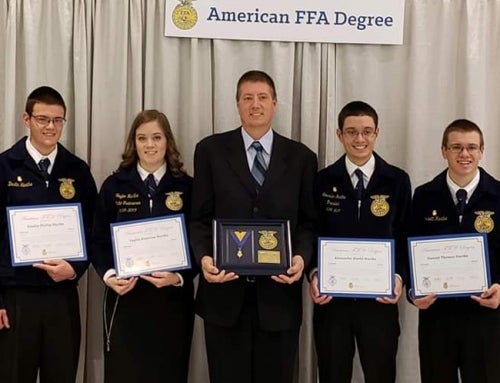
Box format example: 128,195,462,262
446,169,480,204
345,155,375,186
26,138,57,173
136,162,167,183
241,127,273,155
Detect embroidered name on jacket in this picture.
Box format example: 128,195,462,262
8,180,33,188
115,193,141,213
424,210,448,222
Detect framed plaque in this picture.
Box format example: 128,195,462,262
7,203,87,266
318,237,395,298
111,214,191,278
408,233,490,298
214,219,292,275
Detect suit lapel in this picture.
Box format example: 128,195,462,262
364,153,389,195
259,133,288,194
223,128,260,195
221,129,292,195
335,154,361,199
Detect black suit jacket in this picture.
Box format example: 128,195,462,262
191,127,317,330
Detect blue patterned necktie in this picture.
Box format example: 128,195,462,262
456,188,467,217
354,168,365,200
38,158,50,182
145,173,158,197
251,141,267,186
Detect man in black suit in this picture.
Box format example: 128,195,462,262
309,101,411,383
190,70,317,383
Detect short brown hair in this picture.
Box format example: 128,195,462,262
441,119,484,148
25,86,66,116
236,70,276,101
338,101,378,130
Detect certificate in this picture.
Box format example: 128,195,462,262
7,203,87,266
318,238,395,298
408,233,490,297
111,214,191,278
214,219,292,275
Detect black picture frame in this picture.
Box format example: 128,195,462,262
213,219,292,275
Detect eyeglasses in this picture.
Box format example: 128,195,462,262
342,128,377,138
446,144,481,154
30,115,66,127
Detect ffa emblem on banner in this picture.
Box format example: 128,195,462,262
172,0,198,30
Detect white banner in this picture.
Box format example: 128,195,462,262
165,0,405,45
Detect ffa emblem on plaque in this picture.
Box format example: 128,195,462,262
443,282,448,289
370,195,390,217
59,178,76,200
172,0,198,30
165,191,183,211
474,211,495,233
258,230,278,250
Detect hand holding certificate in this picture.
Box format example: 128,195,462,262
111,214,191,278
7,204,87,266
318,238,395,298
408,233,490,297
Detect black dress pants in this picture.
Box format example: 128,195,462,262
0,286,80,383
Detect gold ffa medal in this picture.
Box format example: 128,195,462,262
230,230,251,259
59,178,76,200
370,195,390,217
172,0,198,30
232,230,250,259
165,191,183,211
474,211,495,233
258,230,278,250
